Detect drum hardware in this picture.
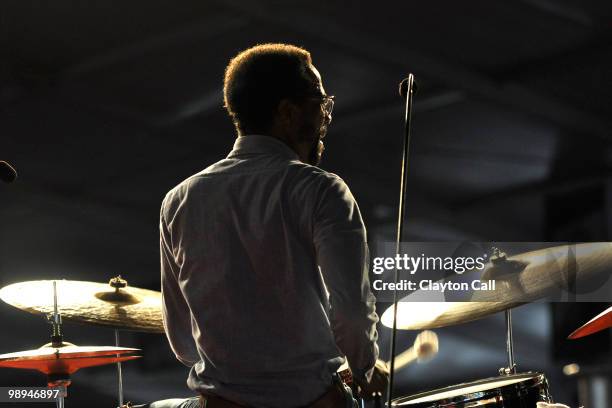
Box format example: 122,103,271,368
499,307,517,376
383,71,564,406
0,276,164,408
380,242,612,406
48,281,65,347
489,249,518,376
4,244,604,406
0,276,163,408
47,281,67,408
47,281,68,408
115,328,125,408
381,243,612,330
0,281,141,408
106,275,133,408
382,74,559,405
391,372,552,407
0,277,164,333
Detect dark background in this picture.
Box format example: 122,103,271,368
0,1,611,407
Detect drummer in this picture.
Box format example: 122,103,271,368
157,43,388,407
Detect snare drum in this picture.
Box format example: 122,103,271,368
392,372,552,408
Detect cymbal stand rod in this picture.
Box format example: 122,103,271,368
53,281,58,318
55,385,66,408
50,281,63,346
504,309,517,374
115,329,124,408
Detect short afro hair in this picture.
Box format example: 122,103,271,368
223,43,314,135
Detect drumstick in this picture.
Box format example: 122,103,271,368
387,330,438,370
337,330,438,375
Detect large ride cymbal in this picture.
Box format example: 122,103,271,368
0,278,163,333
568,306,612,339
382,243,612,330
0,343,140,375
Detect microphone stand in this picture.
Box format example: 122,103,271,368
387,74,417,407
0,160,17,183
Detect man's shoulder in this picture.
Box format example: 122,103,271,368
282,163,358,214
161,160,351,213
161,164,218,211
286,161,347,190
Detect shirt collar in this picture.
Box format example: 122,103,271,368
227,135,300,161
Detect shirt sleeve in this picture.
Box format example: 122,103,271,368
160,205,200,367
312,174,379,384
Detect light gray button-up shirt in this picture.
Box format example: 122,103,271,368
160,135,379,408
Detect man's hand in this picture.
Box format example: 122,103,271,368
357,359,390,398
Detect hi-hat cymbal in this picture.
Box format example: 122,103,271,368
0,277,163,333
568,306,612,339
0,343,140,375
382,243,612,330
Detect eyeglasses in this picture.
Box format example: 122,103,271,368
320,95,335,117
303,94,335,117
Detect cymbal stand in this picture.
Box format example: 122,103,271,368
388,74,417,406
56,386,66,408
47,281,69,408
500,309,517,375
49,380,68,408
48,281,64,346
107,276,127,408
489,248,517,376
115,329,124,408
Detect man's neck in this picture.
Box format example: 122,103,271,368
243,131,309,164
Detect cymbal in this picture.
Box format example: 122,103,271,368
382,243,612,330
568,306,612,339
0,343,140,375
0,278,163,333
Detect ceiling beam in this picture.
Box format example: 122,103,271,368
64,13,249,77
457,171,612,210
515,0,593,27
492,37,612,83
218,0,611,140
331,90,465,132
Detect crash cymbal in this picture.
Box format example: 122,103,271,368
0,343,140,375
382,243,612,330
382,302,509,331
568,306,612,339
0,277,163,333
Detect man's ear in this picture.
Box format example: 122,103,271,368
277,99,298,127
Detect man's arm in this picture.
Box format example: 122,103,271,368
160,208,199,367
313,174,379,384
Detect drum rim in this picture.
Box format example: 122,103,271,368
391,372,547,407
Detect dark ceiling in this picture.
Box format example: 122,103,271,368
0,0,611,406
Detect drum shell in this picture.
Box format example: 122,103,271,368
392,372,552,408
